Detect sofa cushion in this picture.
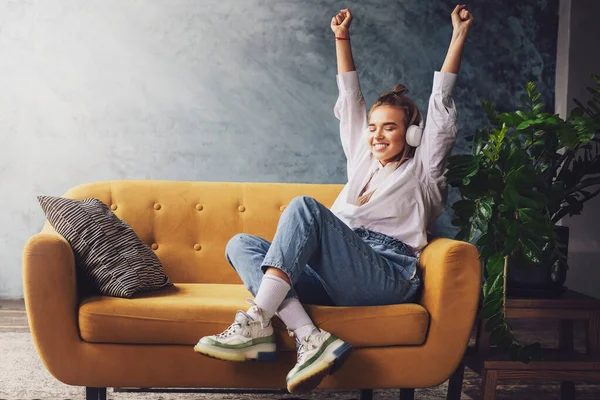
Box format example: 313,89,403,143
79,283,430,349
37,196,172,298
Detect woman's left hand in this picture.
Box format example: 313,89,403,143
451,4,473,35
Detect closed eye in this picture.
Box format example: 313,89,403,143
369,128,395,132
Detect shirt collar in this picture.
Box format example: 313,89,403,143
376,159,402,171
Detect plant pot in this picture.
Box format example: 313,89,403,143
506,225,569,298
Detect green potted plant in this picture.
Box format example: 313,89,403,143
445,74,600,362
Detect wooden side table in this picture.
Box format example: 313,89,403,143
447,289,600,400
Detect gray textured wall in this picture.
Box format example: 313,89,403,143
0,0,558,298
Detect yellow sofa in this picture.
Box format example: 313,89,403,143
23,180,481,399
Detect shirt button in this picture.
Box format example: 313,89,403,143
238,205,246,212
151,243,159,250
280,205,286,212
154,203,161,210
196,204,203,211
194,244,201,251
110,204,118,211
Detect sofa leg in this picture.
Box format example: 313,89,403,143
447,361,465,400
360,389,374,400
86,387,107,400
399,388,415,400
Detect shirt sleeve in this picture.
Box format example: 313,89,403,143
334,71,370,180
415,71,459,184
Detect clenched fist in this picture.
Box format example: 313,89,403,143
331,8,352,38
451,4,473,35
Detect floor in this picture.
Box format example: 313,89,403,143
0,299,28,333
2,299,600,400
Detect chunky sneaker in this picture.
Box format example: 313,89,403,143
286,328,352,393
193,301,277,362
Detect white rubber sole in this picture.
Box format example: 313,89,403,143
193,342,277,362
287,338,352,393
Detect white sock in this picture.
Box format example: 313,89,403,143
247,274,291,321
277,297,317,341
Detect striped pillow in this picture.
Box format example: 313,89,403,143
37,196,172,298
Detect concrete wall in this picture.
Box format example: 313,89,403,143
0,0,558,298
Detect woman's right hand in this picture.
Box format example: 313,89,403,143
331,8,352,38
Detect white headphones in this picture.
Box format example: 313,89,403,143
405,110,425,147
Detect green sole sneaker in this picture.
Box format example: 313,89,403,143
193,308,278,362
194,339,278,362
286,335,352,393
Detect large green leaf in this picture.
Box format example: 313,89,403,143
490,323,511,344
557,124,581,148
478,197,494,220
483,272,504,297
482,148,495,162
499,112,524,127
505,220,520,253
504,179,548,210
446,155,482,187
476,232,489,246
526,82,537,98
453,199,476,218
545,114,562,125
516,110,529,121
472,129,485,156
518,208,547,224
455,228,468,241
485,312,505,332
480,296,503,319
517,209,553,240
570,107,585,118
519,237,543,264
520,221,552,241
498,335,515,351
506,149,530,172
486,254,505,276
517,120,534,130
483,101,501,126
447,154,475,166
506,164,537,187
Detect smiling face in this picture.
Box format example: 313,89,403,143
367,105,407,166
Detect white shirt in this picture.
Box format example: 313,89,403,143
330,70,458,254
362,160,402,195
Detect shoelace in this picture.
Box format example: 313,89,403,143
216,299,268,339
216,322,240,339
288,329,319,363
246,298,269,329
296,339,309,363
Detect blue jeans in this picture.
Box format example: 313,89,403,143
225,196,421,307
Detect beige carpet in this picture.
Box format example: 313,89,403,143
0,332,466,400
1,301,600,399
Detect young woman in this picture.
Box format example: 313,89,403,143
194,4,473,394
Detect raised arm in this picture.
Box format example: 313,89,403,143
416,5,473,185
332,9,356,74
332,9,370,179
441,5,472,74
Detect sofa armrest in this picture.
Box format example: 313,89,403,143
418,237,481,377
22,221,83,382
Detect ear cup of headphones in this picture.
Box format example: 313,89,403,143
405,110,425,147
405,125,423,147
